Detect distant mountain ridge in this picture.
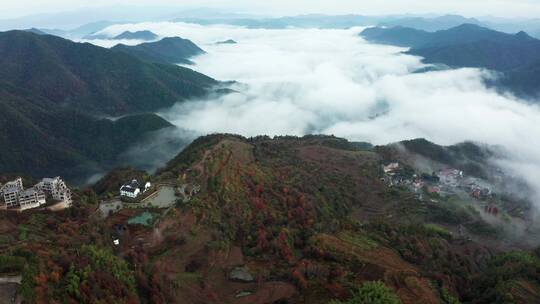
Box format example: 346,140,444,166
172,13,540,38
113,30,158,40
378,15,483,32
3,10,540,39
24,28,47,35
173,14,482,31
112,37,205,65
39,21,123,39
361,24,539,50
216,39,237,45
359,26,433,47
85,30,159,41
361,24,540,98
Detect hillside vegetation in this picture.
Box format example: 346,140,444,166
0,82,174,179
0,30,216,115
1,134,539,303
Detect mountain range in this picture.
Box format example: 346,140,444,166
361,24,540,98
3,9,540,40
377,15,483,32
172,13,540,38
84,30,159,41
39,21,123,39
0,30,218,181
174,14,381,29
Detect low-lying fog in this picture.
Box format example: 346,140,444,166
90,22,540,207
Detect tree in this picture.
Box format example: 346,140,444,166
65,264,81,299
329,281,401,304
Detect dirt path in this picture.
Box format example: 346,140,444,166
0,276,21,284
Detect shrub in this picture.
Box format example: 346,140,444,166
424,224,452,239
0,255,26,273
330,281,401,304
441,288,461,304
80,245,136,291
469,251,540,303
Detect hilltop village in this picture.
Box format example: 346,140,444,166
380,162,501,212
0,177,72,211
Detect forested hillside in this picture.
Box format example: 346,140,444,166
0,30,221,180
0,30,216,115
1,134,538,303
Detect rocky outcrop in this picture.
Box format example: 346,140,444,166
229,266,254,282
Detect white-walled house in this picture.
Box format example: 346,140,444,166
36,177,72,206
18,188,46,210
1,178,24,208
120,180,141,198
1,178,23,193
0,176,72,211
120,180,152,199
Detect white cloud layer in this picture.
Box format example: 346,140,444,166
93,22,540,206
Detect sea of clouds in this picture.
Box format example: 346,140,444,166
89,22,540,207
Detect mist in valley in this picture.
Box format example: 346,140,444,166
87,22,540,209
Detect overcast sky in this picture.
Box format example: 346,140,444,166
2,0,540,19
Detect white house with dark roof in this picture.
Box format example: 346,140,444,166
120,179,151,199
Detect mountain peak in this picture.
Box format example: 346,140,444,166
515,30,534,40
448,23,487,31
24,28,46,35
114,30,158,41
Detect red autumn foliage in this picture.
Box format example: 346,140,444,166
324,282,347,299
257,227,269,249
291,269,308,289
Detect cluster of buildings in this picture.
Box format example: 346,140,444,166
0,177,72,211
381,162,492,200
120,179,151,199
